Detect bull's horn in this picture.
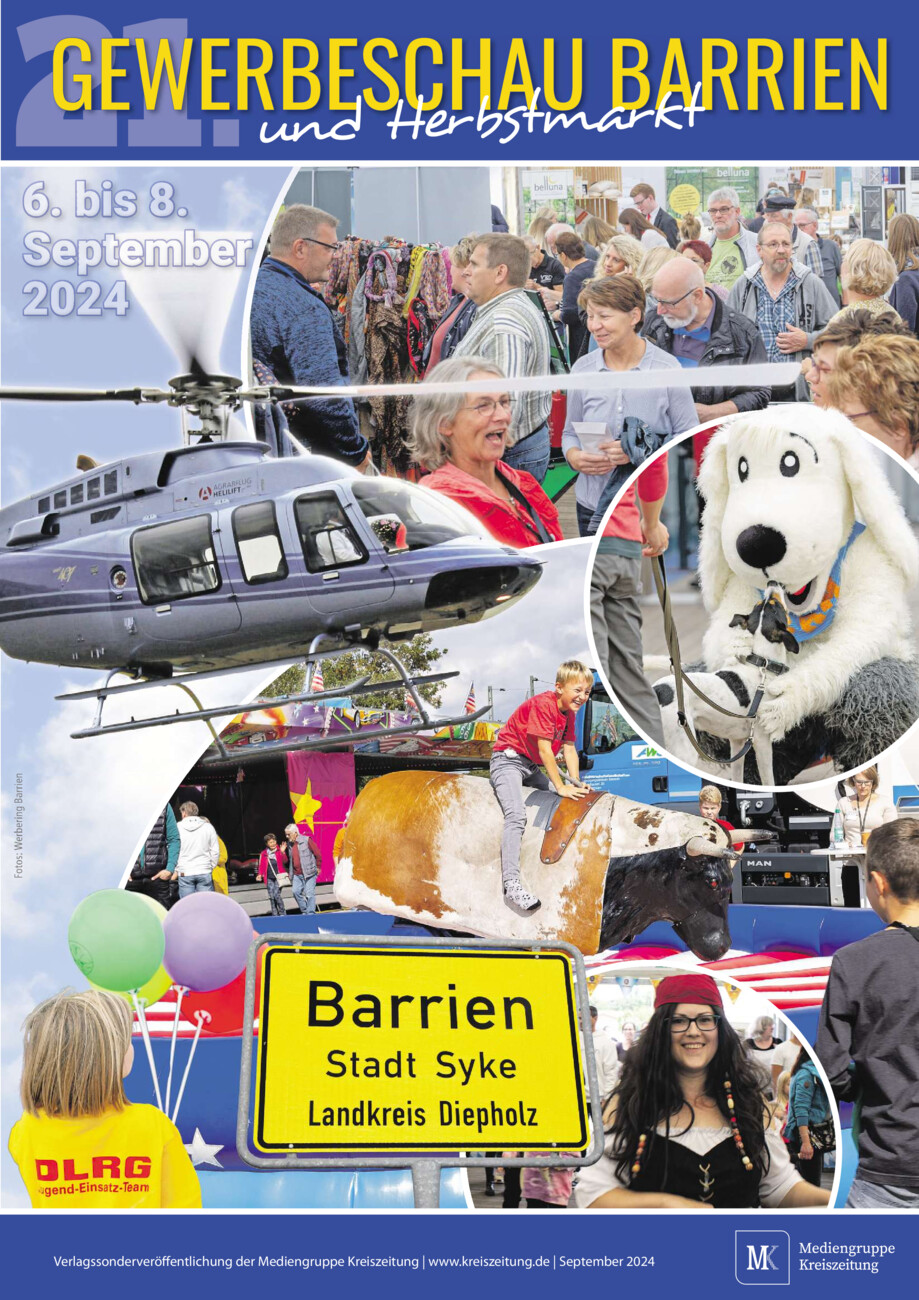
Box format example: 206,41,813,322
727,829,777,843
685,836,740,859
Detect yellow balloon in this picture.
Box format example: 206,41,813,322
92,963,173,1007
132,893,168,922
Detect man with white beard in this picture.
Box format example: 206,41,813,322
642,258,770,421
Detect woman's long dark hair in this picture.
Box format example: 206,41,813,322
790,1045,810,1078
607,1003,770,1185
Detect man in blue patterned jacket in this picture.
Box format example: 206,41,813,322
250,204,370,469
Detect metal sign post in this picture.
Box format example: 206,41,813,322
237,932,604,1208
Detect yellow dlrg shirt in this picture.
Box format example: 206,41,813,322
9,1104,202,1208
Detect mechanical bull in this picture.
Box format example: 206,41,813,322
335,771,761,959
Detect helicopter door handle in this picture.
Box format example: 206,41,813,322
322,572,340,582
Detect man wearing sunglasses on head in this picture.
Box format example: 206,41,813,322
251,204,371,470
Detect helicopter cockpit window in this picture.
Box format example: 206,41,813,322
233,502,289,585
131,516,221,604
295,493,367,572
350,480,474,551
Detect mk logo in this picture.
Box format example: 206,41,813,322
748,1245,780,1271
735,1232,790,1286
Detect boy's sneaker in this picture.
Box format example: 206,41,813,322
503,879,541,913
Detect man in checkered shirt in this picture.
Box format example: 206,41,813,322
728,222,836,400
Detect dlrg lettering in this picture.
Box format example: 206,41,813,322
35,1155,152,1181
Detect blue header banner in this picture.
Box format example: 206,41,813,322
1,1210,913,1297
0,3,904,161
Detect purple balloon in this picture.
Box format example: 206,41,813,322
162,893,253,992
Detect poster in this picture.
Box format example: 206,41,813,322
665,166,760,219
2,6,918,1298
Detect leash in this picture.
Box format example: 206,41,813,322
651,557,784,768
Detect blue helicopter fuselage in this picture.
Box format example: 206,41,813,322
0,443,541,673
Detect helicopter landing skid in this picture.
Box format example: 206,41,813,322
58,643,490,761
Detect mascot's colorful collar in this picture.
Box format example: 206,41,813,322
762,521,866,642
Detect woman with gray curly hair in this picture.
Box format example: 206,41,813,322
411,356,563,548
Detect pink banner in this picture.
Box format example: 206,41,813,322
284,751,357,884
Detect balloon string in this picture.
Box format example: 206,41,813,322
130,992,163,1111
164,986,187,1116
171,1011,209,1127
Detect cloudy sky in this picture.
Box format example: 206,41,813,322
0,164,293,1204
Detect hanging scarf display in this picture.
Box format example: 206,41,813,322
319,234,454,473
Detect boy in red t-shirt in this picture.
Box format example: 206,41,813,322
699,784,743,852
490,660,594,913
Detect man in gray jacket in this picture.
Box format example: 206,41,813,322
727,223,837,400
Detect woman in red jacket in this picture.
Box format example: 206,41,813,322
410,356,563,549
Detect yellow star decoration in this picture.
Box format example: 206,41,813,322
291,778,323,830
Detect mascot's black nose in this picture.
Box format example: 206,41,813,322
736,524,786,570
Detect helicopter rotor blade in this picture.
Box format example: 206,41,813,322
0,386,173,403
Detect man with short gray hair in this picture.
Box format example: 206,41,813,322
453,234,554,481
523,234,565,292
250,204,370,469
727,221,836,400
794,208,842,306
705,186,760,292
643,258,769,419
283,822,321,915
760,194,822,278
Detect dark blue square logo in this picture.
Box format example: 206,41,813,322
735,1231,791,1285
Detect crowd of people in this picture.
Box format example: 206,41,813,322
249,185,919,557
126,802,322,917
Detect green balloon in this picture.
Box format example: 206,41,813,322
68,890,165,992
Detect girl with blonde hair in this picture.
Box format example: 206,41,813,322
9,989,201,1208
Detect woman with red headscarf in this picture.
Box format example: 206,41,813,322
575,974,831,1208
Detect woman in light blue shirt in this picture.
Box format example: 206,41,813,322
562,275,698,535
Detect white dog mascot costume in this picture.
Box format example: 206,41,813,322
696,406,919,783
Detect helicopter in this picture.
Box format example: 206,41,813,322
0,367,542,761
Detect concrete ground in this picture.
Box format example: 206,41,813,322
227,878,337,917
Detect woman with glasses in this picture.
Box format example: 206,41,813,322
410,355,563,548
804,309,913,409
576,974,830,1208
838,766,897,849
